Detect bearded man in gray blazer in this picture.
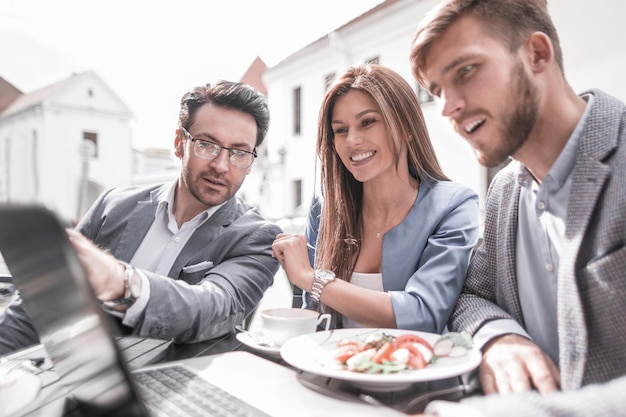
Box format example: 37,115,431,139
0,80,281,353
409,0,626,415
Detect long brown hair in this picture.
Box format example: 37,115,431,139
314,63,448,323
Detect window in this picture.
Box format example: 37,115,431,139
0,137,7,200
324,73,335,91
31,130,39,196
417,84,434,104
293,179,302,211
82,131,98,158
293,87,301,135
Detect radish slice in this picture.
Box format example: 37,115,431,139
433,338,454,356
448,346,468,358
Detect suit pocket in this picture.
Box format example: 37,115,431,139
181,261,214,284
583,244,625,290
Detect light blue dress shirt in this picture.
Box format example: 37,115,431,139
473,94,593,364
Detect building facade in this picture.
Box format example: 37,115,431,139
0,70,135,223
259,0,626,221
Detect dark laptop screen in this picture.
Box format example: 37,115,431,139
0,205,146,416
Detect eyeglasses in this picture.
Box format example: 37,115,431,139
181,127,257,169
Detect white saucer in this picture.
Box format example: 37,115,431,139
0,369,42,415
236,331,281,358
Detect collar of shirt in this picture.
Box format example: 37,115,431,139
516,93,594,190
155,178,226,233
153,179,175,220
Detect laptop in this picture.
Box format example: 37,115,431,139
0,205,404,417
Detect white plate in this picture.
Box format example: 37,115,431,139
0,369,42,415
236,331,281,358
280,328,482,391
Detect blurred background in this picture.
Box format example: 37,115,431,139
1,0,625,326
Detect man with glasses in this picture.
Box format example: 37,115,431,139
0,81,282,352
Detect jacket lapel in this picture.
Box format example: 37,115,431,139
558,90,618,389
500,165,526,323
168,197,239,277
113,190,161,263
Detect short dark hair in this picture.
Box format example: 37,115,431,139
410,0,563,86
178,80,270,147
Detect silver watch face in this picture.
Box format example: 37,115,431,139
316,269,335,282
128,270,142,298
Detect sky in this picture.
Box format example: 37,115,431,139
0,0,384,150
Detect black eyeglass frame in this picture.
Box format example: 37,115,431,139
181,127,257,168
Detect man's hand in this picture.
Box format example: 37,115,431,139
66,229,125,302
479,334,560,395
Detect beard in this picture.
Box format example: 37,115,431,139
478,58,540,167
181,162,239,208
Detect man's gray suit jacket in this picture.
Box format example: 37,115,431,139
77,184,282,343
0,183,281,352
447,90,626,415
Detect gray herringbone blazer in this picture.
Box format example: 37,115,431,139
450,89,626,394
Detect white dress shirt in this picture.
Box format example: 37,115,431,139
122,179,224,326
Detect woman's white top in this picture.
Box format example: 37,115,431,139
342,272,384,328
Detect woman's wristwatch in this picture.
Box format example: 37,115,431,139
310,269,336,302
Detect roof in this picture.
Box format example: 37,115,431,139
331,0,401,33
270,0,399,68
239,56,268,95
0,74,75,118
0,70,133,119
0,77,23,114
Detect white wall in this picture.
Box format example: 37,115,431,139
261,0,626,220
550,0,626,101
0,71,135,222
262,0,481,220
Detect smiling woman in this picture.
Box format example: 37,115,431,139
271,63,481,333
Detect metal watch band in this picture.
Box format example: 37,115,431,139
102,262,139,311
310,279,324,303
310,269,335,303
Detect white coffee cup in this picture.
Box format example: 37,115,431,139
260,308,331,346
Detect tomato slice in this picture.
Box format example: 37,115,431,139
396,343,426,369
407,348,427,369
334,344,363,363
393,334,433,353
372,341,395,364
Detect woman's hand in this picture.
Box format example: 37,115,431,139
271,233,314,291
